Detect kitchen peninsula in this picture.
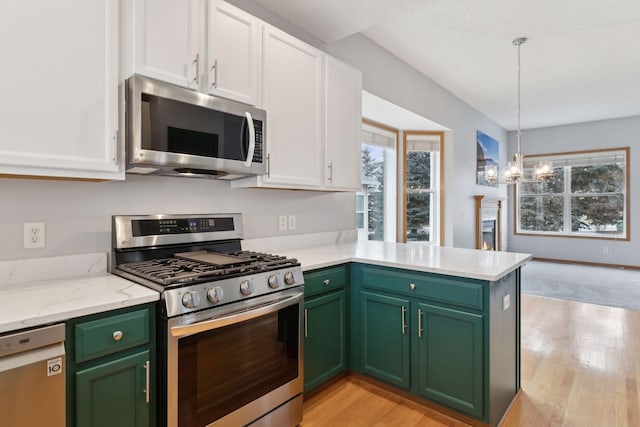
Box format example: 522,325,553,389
263,240,531,427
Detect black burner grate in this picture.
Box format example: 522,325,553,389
118,251,298,286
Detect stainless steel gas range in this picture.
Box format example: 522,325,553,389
111,213,304,427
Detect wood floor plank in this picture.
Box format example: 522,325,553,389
303,294,640,427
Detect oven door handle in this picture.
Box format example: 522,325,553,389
170,291,303,337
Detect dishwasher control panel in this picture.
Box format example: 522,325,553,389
0,323,65,358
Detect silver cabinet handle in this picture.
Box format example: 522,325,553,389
113,330,123,341
409,283,416,290
266,153,271,178
418,309,423,338
144,361,150,403
210,59,218,89
112,130,118,164
244,112,255,167
401,306,407,335
192,53,200,85
327,162,333,183
304,308,308,338
323,279,330,286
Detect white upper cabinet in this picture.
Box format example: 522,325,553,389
130,0,260,105
259,25,324,188
0,0,123,180
207,1,261,106
324,57,363,191
131,0,202,90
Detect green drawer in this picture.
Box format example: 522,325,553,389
359,265,484,310
74,308,150,363
304,265,347,298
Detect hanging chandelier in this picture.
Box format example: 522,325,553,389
485,37,553,185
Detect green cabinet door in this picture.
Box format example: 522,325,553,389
304,290,347,393
75,350,150,427
416,302,483,417
360,291,410,389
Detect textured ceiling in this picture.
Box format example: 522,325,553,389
250,0,640,130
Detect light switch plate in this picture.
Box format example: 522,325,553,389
288,215,296,230
278,216,287,231
503,294,511,310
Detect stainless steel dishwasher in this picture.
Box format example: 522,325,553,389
0,323,66,427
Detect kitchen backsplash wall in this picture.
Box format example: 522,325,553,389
0,174,355,261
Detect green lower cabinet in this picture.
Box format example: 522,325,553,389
416,302,484,418
75,350,150,427
360,291,410,389
304,290,347,393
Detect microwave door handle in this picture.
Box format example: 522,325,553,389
244,112,256,167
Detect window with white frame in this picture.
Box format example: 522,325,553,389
358,124,397,242
405,133,440,243
516,148,629,239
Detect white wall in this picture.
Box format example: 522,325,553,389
0,175,354,260
227,0,510,249
507,115,640,265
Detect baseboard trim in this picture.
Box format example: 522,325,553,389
532,257,640,271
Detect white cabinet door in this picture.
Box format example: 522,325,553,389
0,0,123,180
207,0,260,106
324,57,362,191
261,25,324,187
132,0,202,90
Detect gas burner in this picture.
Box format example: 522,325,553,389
117,251,299,287
118,258,226,285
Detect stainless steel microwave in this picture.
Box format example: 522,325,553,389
125,75,266,179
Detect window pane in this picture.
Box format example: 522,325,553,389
406,192,431,241
519,195,564,232
519,167,564,194
571,195,624,234
571,164,625,193
356,213,365,229
367,190,384,240
362,143,386,241
356,194,365,211
406,151,431,189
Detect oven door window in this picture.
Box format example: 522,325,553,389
177,304,299,427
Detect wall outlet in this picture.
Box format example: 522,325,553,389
502,294,511,311
288,215,296,230
603,246,609,254
24,222,45,248
278,215,288,231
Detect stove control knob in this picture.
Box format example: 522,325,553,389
181,290,201,309
240,280,254,296
268,274,279,289
206,286,223,304
284,271,295,286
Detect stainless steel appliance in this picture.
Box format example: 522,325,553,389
126,76,267,180
111,214,304,427
0,323,66,427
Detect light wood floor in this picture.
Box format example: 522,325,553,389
302,294,640,426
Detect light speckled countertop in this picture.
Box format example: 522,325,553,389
263,241,532,281
0,253,159,334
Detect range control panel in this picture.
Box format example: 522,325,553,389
132,217,235,236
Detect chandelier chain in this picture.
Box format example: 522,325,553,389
517,40,521,138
